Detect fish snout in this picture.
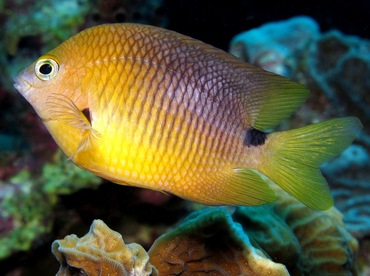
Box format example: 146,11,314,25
13,74,31,96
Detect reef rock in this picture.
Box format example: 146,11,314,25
148,208,289,275
52,219,158,276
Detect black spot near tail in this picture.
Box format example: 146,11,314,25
82,108,91,124
244,128,267,147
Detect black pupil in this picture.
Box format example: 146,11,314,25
39,63,52,75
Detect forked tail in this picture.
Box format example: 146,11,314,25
259,117,363,210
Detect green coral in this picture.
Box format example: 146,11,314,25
0,170,52,259
0,151,101,260
42,151,101,199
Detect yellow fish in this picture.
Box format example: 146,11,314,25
14,24,362,210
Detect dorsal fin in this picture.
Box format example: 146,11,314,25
237,65,308,131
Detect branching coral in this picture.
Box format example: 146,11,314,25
52,219,158,276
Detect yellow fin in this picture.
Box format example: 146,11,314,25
46,94,92,130
219,168,276,206
239,68,308,131
260,117,363,210
46,93,102,156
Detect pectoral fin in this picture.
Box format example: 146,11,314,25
46,93,102,156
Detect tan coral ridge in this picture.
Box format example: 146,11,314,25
52,219,158,276
52,211,288,276
233,189,359,275
52,192,359,275
148,208,288,275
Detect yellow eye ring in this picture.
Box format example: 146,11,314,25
35,58,60,80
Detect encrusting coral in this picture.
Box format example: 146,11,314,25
52,219,158,276
148,208,289,275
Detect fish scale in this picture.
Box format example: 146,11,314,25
14,23,362,209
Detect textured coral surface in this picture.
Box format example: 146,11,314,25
52,219,157,275
148,208,289,275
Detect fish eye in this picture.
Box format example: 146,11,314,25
35,58,59,80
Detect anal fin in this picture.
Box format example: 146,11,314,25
219,168,276,206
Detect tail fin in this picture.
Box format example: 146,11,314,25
259,117,363,210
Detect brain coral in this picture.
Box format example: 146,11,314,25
233,188,359,275
148,208,289,275
52,219,158,275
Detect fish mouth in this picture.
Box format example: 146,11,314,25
13,75,31,95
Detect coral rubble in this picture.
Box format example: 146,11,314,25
52,219,158,276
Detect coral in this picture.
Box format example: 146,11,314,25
321,145,370,238
229,16,319,78
52,219,158,276
229,16,370,239
148,208,289,275
41,151,101,198
0,170,53,260
147,191,358,275
49,191,359,275
0,152,101,260
233,187,359,275
307,30,370,123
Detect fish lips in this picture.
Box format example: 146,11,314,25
13,73,32,97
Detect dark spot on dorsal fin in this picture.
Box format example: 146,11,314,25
244,128,267,147
82,108,91,124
